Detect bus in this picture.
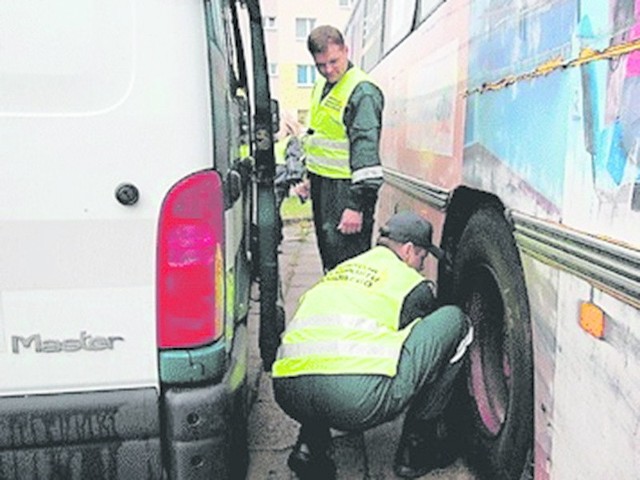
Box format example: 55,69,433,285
345,1,640,479
0,0,280,478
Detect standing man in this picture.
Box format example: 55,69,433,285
272,212,474,479
299,25,384,271
273,115,304,245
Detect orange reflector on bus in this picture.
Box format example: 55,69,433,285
579,302,605,339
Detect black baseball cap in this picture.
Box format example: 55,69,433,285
379,211,446,260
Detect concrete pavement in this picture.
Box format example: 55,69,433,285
245,220,478,480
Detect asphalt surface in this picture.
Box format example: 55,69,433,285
246,220,478,480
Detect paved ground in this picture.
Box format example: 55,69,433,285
246,220,478,480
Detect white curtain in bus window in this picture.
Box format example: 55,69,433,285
383,0,416,54
362,0,384,71
0,0,133,115
345,1,365,67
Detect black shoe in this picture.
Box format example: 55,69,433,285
393,418,456,478
287,441,336,480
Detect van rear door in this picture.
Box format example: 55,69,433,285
0,0,212,396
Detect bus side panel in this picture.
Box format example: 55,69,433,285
564,0,640,246
371,0,640,478
374,0,470,280
463,0,577,218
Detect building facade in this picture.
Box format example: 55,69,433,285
261,0,354,127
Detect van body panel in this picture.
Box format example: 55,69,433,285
0,388,163,479
0,0,266,476
0,0,212,395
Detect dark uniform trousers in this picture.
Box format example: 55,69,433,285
309,172,376,271
273,305,469,450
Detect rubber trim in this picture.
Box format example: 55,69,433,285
159,340,227,385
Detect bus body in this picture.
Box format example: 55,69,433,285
346,1,640,479
0,0,277,478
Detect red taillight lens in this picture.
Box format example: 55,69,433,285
157,171,225,349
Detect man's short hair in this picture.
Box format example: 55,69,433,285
307,25,345,54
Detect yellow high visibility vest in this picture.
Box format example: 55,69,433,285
239,143,250,160
305,67,376,179
274,135,290,166
272,247,425,378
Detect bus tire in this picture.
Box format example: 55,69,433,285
451,206,533,480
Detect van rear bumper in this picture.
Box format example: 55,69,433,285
0,380,243,480
163,381,241,480
0,388,163,479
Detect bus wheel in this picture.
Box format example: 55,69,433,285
451,206,533,480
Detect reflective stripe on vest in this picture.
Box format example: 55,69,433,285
305,67,377,179
352,165,384,184
278,339,399,362
272,247,425,377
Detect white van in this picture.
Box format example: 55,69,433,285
0,0,276,478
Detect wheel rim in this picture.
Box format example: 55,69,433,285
463,265,511,437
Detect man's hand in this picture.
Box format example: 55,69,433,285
337,208,363,234
291,178,310,202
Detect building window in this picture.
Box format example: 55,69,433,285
297,65,316,86
339,0,352,6
269,63,278,76
295,18,316,40
263,16,276,30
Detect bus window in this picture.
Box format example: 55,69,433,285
383,0,417,55
345,0,365,67
361,0,384,71
417,0,445,24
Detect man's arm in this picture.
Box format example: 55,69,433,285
399,281,437,329
341,82,384,226
284,136,305,185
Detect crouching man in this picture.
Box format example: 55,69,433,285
272,211,474,479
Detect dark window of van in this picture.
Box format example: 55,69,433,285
223,2,244,90
206,0,227,50
205,0,233,174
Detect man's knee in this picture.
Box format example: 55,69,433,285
437,305,473,364
410,305,473,363
440,305,467,329
425,305,468,336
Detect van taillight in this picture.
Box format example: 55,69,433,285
157,171,225,349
